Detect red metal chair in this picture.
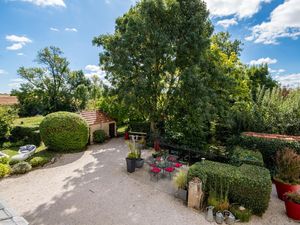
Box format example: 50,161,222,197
150,167,161,181
164,167,175,179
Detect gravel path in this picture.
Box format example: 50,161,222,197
0,138,298,225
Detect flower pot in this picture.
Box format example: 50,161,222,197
135,158,144,168
126,158,136,173
175,189,188,202
274,179,300,200
285,199,300,221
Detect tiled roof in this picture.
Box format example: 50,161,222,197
79,110,115,126
243,132,300,142
0,95,18,106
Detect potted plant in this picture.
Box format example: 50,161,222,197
173,169,188,201
274,149,300,200
127,141,144,168
284,191,300,221
126,152,137,173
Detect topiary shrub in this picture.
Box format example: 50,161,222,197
93,130,107,143
237,135,300,173
40,112,89,152
12,161,32,174
29,156,49,167
188,160,272,216
0,163,11,178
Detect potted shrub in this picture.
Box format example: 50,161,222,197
284,191,300,221
274,149,300,200
126,152,137,173
173,169,188,201
127,141,144,169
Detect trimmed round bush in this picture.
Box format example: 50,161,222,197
93,130,106,143
0,163,11,178
40,112,89,152
12,162,31,174
29,156,49,167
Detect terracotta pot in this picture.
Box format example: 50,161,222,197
124,132,129,140
274,179,300,200
285,199,300,221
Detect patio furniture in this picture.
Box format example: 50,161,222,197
11,145,36,161
164,167,175,179
174,163,183,168
150,167,161,181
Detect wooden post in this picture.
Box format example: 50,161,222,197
188,177,204,210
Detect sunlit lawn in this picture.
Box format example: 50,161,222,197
14,115,44,127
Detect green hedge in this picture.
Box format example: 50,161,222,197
188,160,272,215
237,135,300,172
40,112,89,152
230,146,264,167
10,126,41,146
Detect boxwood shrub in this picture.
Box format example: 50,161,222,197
0,163,11,178
188,160,272,215
40,112,89,152
237,135,300,172
93,130,107,143
12,161,32,174
10,126,41,146
29,156,50,167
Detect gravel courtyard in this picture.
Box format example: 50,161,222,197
0,138,297,225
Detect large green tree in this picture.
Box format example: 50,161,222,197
12,46,91,116
93,0,213,133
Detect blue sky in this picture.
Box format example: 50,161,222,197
0,0,300,93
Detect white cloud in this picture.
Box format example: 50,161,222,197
249,57,277,65
0,69,7,75
17,53,24,56
275,73,300,88
84,65,105,79
6,43,23,50
21,0,66,7
206,0,272,19
8,78,25,88
5,35,32,51
246,0,300,44
216,18,238,28
50,27,59,32
269,68,285,74
65,28,78,32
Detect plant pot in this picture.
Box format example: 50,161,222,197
135,158,144,168
126,158,136,173
274,179,300,200
285,199,300,221
175,189,188,202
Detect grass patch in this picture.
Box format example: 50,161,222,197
117,125,128,135
14,116,44,127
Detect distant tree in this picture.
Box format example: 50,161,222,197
13,46,91,116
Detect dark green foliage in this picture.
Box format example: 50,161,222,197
188,160,272,215
93,130,107,143
0,107,17,142
128,121,150,133
0,157,9,164
230,146,264,167
12,161,32,174
237,135,300,172
40,112,89,152
230,205,252,223
0,163,11,178
10,126,41,146
9,159,20,166
29,156,50,167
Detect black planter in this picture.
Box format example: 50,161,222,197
126,158,136,173
175,189,188,202
135,158,144,168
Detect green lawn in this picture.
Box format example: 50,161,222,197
117,125,128,134
14,116,44,127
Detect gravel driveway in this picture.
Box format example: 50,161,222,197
0,138,297,225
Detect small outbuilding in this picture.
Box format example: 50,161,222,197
79,110,117,143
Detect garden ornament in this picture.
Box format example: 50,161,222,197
205,206,214,222
224,210,239,225
215,211,225,224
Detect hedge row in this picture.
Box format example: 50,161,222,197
229,146,264,167
10,126,41,146
188,160,272,215
234,135,300,172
